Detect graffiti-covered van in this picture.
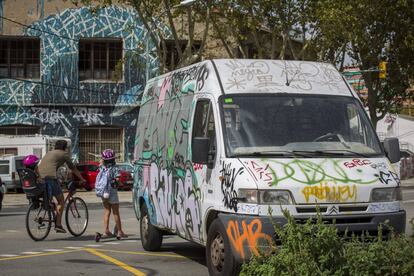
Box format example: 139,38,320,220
133,59,405,275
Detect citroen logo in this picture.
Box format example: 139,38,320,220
327,205,339,215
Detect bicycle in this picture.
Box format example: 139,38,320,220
18,168,89,241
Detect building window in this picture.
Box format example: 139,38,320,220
0,37,40,79
0,148,18,157
79,39,123,81
162,39,201,71
0,125,40,135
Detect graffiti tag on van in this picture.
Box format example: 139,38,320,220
220,162,244,212
302,183,357,203
227,218,273,259
344,159,371,168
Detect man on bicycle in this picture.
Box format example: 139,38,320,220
38,140,85,233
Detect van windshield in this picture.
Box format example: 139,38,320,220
220,94,383,158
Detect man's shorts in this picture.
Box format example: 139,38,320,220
44,178,63,198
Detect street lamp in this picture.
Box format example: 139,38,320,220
145,0,198,82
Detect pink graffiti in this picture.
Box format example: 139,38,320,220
245,161,273,184
344,159,371,169
158,77,172,110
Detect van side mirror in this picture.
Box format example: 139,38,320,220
192,137,209,164
383,137,401,163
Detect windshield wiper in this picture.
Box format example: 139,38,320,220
292,149,369,158
233,150,312,158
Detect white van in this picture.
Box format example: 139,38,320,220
0,155,25,192
133,59,405,275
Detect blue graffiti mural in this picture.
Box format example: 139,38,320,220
0,5,166,161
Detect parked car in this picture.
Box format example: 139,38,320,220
115,165,133,191
115,163,134,178
0,155,25,193
0,177,5,211
73,162,100,191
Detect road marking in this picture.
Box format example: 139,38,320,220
96,249,185,259
43,249,64,252
6,230,18,233
0,254,18,257
0,250,81,261
403,199,414,203
21,252,42,255
65,246,84,250
104,242,120,245
122,240,137,243
85,244,102,247
85,248,145,276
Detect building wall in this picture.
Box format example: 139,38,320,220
0,2,159,161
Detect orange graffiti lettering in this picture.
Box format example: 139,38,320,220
302,183,357,203
226,219,273,259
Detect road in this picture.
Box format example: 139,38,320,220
0,202,208,276
0,187,413,276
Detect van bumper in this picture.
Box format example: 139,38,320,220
218,210,406,262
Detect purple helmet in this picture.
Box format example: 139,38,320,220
102,149,115,160
23,154,40,167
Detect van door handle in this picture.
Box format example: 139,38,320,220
208,189,213,194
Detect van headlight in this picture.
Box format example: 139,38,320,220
237,189,294,204
238,189,259,203
260,190,293,205
370,187,402,202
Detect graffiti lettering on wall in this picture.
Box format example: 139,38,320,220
244,161,273,185
73,107,104,125
220,162,244,212
267,159,378,186
344,159,371,169
302,183,357,203
227,219,273,259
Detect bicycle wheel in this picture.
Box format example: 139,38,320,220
26,201,52,241
65,197,88,236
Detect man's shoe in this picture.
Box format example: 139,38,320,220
55,225,67,233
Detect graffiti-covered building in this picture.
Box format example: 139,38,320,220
0,1,158,162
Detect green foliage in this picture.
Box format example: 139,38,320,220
241,211,414,276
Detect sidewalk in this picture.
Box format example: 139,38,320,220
402,178,414,189
2,190,133,207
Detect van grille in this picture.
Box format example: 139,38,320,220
296,205,368,214
295,217,373,224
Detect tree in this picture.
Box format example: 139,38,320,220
316,0,414,129
73,0,214,73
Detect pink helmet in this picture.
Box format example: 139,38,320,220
23,154,40,167
102,149,115,160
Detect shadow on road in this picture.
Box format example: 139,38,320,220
160,241,206,267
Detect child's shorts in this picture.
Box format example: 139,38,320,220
102,189,119,204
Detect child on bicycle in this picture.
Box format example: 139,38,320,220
23,154,41,178
96,149,127,239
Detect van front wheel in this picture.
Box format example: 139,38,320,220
206,219,240,276
140,204,163,251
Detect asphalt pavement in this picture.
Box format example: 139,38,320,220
1,183,413,275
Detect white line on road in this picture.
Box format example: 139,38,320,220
0,254,19,257
103,242,120,245
43,249,64,252
65,246,84,250
85,244,102,247
6,230,18,233
21,252,42,255
121,240,137,243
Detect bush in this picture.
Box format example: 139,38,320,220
240,210,414,276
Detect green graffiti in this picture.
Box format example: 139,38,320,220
167,130,175,159
142,150,152,160
266,159,378,186
181,119,189,130
181,82,195,94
